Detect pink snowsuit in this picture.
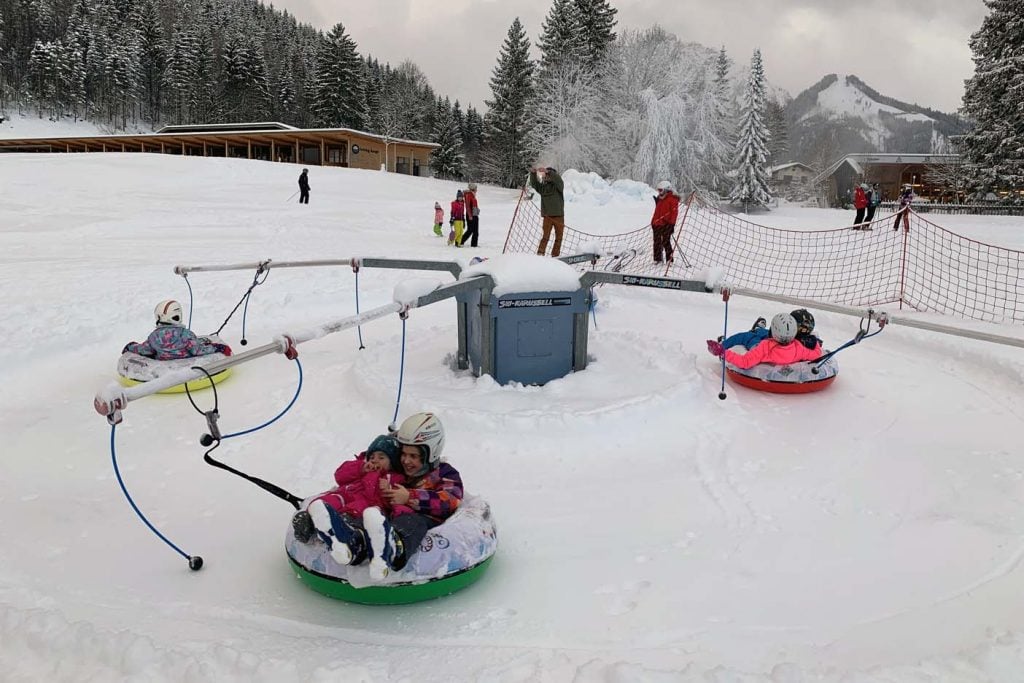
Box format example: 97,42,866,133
434,206,444,225
724,338,822,369
310,453,412,518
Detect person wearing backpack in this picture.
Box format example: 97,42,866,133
864,183,881,225
461,183,481,247
529,167,565,257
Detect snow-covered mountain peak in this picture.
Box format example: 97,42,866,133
800,75,935,126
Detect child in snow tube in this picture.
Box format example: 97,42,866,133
291,434,413,563
707,312,821,369
720,309,822,353
123,300,231,360
297,412,463,583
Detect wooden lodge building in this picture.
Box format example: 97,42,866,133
0,122,438,175
811,152,960,207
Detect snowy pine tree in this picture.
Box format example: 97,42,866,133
764,99,788,167
537,0,583,72
430,96,464,179
136,0,165,124
573,0,617,69
463,105,485,180
311,22,365,129
482,18,535,187
163,23,200,123
960,0,1024,198
729,49,772,209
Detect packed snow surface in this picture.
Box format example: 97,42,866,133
2,153,1024,682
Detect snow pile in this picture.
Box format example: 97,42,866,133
561,169,656,207
394,277,445,307
460,253,582,295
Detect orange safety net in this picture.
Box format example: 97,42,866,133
501,187,689,277
503,190,1024,324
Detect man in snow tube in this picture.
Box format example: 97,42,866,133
123,300,230,360
707,313,821,369
306,412,463,583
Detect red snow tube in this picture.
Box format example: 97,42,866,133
725,356,838,394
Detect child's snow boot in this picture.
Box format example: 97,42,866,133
309,500,366,566
363,507,405,582
292,510,315,543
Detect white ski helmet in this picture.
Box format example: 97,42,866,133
656,180,674,193
154,299,184,326
770,313,798,344
396,412,445,469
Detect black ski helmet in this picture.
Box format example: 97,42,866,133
366,434,401,471
790,308,815,334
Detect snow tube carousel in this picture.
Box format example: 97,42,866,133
286,495,498,605
116,341,233,394
726,355,838,394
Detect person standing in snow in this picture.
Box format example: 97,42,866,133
650,180,680,264
461,182,481,247
433,202,444,237
852,183,868,228
530,166,565,257
122,300,230,360
449,190,466,246
308,413,463,582
864,183,881,225
298,168,310,204
893,184,913,232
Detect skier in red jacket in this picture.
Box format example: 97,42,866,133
651,180,680,264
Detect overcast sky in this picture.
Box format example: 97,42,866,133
269,0,986,114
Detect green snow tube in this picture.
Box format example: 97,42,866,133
285,495,497,605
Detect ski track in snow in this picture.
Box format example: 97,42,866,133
2,155,1024,681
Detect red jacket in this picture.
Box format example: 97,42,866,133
724,338,822,369
651,191,680,228
463,190,478,217
854,187,868,209
328,453,406,516
450,199,465,220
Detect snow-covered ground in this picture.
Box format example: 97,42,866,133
0,111,156,139
2,154,1024,682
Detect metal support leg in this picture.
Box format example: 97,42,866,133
479,287,494,379
573,307,590,372
456,299,469,370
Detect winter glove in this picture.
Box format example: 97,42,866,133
213,343,232,356
449,217,455,226
706,339,724,357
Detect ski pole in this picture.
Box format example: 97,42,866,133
719,289,730,400
285,190,298,203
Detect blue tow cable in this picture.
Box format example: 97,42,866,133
391,316,407,427
109,358,304,568
355,270,366,350
184,274,194,330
